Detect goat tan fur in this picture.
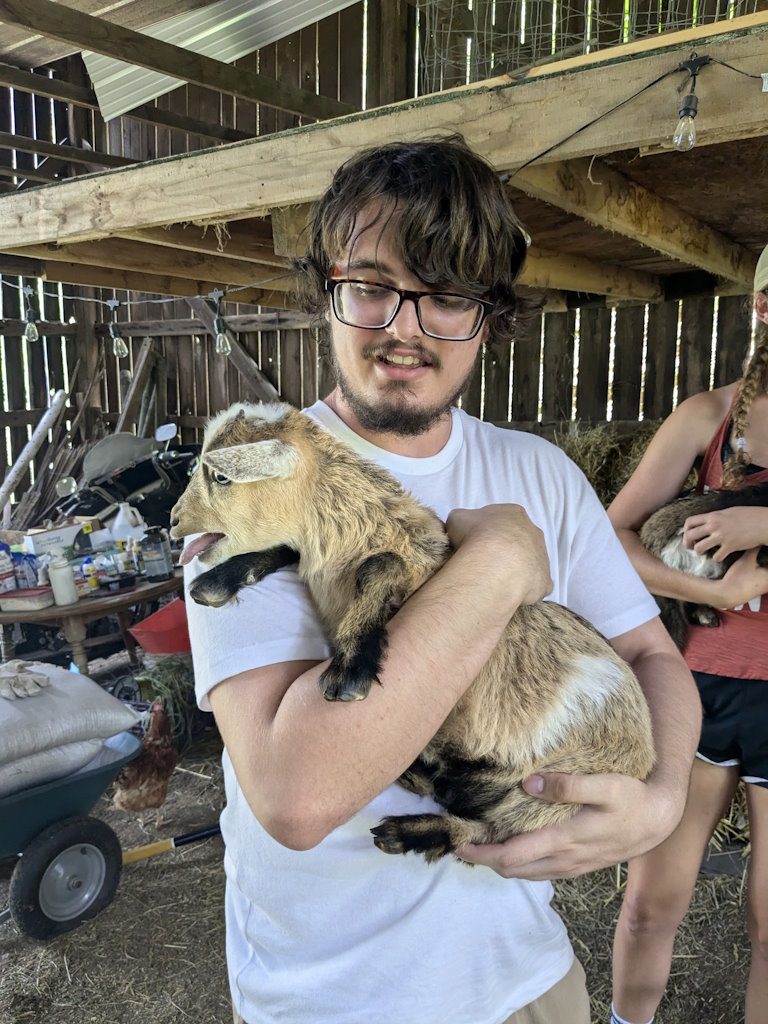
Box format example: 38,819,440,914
171,402,655,863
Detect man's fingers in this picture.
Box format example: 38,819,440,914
522,771,620,806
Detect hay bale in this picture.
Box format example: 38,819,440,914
551,420,661,508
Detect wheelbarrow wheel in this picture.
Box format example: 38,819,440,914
9,816,122,940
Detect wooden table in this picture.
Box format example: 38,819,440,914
0,570,184,675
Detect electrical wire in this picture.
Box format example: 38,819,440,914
505,52,765,180
0,270,296,311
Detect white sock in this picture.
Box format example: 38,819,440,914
610,1005,654,1024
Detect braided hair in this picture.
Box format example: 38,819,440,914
721,293,768,489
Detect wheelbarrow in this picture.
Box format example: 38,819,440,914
0,731,141,940
1,731,222,940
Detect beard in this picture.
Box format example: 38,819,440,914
330,341,479,437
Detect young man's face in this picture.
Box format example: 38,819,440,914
326,203,488,437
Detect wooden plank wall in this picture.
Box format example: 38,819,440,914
0,1,759,507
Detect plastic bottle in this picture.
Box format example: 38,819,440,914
49,555,79,606
0,545,17,593
111,503,147,544
81,556,100,590
140,527,174,581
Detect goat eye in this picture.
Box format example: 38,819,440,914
212,471,231,485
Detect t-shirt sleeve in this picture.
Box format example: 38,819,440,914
183,560,330,711
553,453,659,639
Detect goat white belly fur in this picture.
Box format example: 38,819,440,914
170,402,655,863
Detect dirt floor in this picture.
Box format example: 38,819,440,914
0,728,752,1024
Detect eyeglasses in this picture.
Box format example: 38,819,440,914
325,277,494,341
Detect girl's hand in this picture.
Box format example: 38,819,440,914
683,506,768,561
711,547,768,609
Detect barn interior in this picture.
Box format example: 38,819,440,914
0,4,766,1017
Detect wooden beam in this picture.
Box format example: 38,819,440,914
272,205,314,259
11,238,295,291
117,220,289,269
115,337,155,432
0,61,252,144
0,319,77,336
0,254,44,276
266,201,661,300
2,15,766,249
0,0,355,121
523,246,663,302
31,258,293,304
93,311,312,336
186,296,280,403
0,162,59,184
0,0,216,67
513,158,757,287
0,130,134,169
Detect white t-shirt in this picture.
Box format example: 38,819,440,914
186,402,658,1024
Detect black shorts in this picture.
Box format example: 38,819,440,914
694,671,768,787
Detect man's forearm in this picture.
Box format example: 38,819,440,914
224,534,540,848
632,648,701,822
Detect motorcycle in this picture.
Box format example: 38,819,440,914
54,424,200,542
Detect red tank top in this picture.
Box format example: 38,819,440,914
683,392,768,679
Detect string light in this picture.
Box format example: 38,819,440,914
672,53,711,153
210,288,231,356
106,298,129,358
22,285,39,343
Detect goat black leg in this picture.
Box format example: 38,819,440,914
319,551,408,702
188,547,299,607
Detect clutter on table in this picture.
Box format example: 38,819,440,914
0,504,178,610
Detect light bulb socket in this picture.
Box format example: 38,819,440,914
214,316,227,335
678,92,698,120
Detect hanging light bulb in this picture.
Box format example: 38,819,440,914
208,290,231,355
22,286,39,342
23,307,39,343
214,315,232,355
105,297,129,358
109,320,129,358
673,91,698,152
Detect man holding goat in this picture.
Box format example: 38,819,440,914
183,135,700,1024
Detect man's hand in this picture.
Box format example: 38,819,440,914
446,504,553,607
683,505,768,561
455,771,683,880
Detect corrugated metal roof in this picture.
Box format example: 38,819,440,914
83,0,359,123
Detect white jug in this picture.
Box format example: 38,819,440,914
111,503,147,543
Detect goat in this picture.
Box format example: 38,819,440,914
170,402,655,863
640,482,768,649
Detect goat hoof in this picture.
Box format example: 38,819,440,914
371,815,454,863
188,576,236,607
319,664,373,702
694,607,719,627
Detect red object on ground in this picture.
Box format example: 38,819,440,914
128,597,191,654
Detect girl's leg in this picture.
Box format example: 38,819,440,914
612,759,739,1023
745,782,768,1024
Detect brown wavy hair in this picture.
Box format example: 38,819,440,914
721,294,768,488
292,135,535,349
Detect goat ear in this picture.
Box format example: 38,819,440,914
202,440,298,482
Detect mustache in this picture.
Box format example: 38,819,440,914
361,341,440,368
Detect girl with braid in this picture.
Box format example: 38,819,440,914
606,245,768,1024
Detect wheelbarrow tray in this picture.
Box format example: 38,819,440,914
0,731,141,859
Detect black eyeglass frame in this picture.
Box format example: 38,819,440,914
324,277,495,341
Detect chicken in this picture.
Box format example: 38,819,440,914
112,702,179,824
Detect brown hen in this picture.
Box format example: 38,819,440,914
113,702,179,821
